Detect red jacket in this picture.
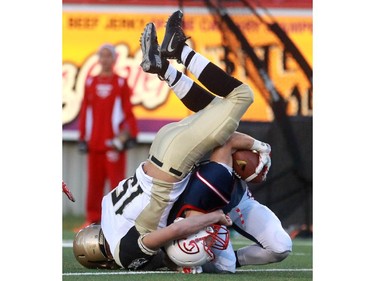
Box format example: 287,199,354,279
79,73,138,152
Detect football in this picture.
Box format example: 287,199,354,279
232,149,265,183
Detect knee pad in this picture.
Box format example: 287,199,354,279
240,84,254,106
226,83,254,108
267,228,293,254
265,230,292,263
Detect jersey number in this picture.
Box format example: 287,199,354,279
111,174,143,215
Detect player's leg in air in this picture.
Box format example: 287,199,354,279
140,11,254,182
134,11,255,236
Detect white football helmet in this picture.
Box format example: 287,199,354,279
165,220,230,267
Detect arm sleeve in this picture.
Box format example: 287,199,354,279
120,79,139,138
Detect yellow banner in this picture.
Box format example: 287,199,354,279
63,9,312,134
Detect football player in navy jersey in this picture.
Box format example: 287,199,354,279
166,132,292,273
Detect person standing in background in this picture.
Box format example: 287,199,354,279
75,44,139,232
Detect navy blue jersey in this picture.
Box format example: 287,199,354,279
222,178,247,213
167,161,235,225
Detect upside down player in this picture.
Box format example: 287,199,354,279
73,10,271,271
166,131,292,273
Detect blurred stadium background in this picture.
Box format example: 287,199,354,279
62,0,312,237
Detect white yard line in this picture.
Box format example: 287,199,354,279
63,268,312,276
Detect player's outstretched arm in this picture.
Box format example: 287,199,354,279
142,209,232,251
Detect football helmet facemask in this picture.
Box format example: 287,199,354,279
73,223,120,269
165,219,230,267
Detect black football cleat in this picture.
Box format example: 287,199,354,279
160,10,190,61
140,22,163,74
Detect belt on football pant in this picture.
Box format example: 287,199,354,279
148,154,183,177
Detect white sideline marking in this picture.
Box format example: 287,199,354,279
63,268,312,276
63,240,73,248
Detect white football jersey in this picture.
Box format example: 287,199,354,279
101,162,192,259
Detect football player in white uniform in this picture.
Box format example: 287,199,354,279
74,10,271,271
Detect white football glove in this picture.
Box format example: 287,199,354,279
112,137,124,151
106,137,125,151
251,140,272,182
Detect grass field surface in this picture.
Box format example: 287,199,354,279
63,215,312,281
